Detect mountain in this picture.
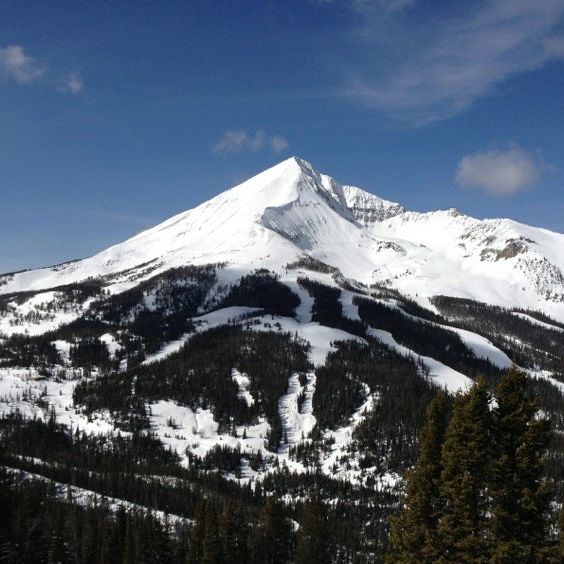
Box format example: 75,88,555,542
2,156,564,320
1,157,564,560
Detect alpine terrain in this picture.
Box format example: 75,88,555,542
2,157,564,561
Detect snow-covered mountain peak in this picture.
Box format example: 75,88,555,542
2,157,564,321
0,157,358,294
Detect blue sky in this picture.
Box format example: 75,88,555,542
1,0,564,272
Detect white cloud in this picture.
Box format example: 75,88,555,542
269,135,289,153
59,71,84,94
455,145,542,197
0,45,45,84
346,0,564,125
214,130,289,155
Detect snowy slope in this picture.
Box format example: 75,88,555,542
344,185,564,320
1,156,564,322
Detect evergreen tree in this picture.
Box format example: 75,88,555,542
252,498,293,564
187,501,207,564
219,501,249,562
437,379,494,563
202,502,223,564
386,391,450,563
490,367,551,563
295,496,330,564
558,503,564,561
48,511,73,564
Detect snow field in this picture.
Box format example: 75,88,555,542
277,372,316,453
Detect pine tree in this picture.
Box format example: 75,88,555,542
437,379,494,563
202,502,223,564
490,367,551,563
219,501,249,562
252,497,293,564
558,503,564,560
295,496,330,564
386,391,449,563
48,511,73,564
187,501,207,564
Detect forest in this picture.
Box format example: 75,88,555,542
2,267,564,561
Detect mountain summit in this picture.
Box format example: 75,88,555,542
2,157,564,320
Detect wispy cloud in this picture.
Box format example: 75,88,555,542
0,44,86,94
214,130,289,155
455,144,543,197
59,71,84,94
0,45,46,84
344,0,564,125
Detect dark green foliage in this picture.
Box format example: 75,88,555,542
0,334,61,368
192,444,267,476
69,337,111,371
4,265,564,563
74,326,312,435
295,496,331,564
438,379,494,562
298,277,366,336
97,265,217,355
219,500,250,563
349,340,437,475
388,370,557,563
313,338,438,476
387,391,450,563
490,367,552,563
220,271,300,317
286,255,339,274
0,468,182,564
252,497,294,564
433,296,564,374
356,296,504,381
313,342,367,430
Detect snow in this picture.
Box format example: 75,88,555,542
0,290,91,337
284,278,314,323
368,328,473,393
100,333,122,357
278,373,316,453
390,301,514,370
52,340,72,364
142,305,364,369
148,400,270,465
524,369,564,395
142,306,260,365
3,156,563,324
512,312,564,333
340,290,361,321
1,156,564,487
244,314,364,367
0,367,117,435
321,382,379,484
4,466,191,526
447,326,513,369
232,368,254,406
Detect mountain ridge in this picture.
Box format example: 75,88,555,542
1,156,564,321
